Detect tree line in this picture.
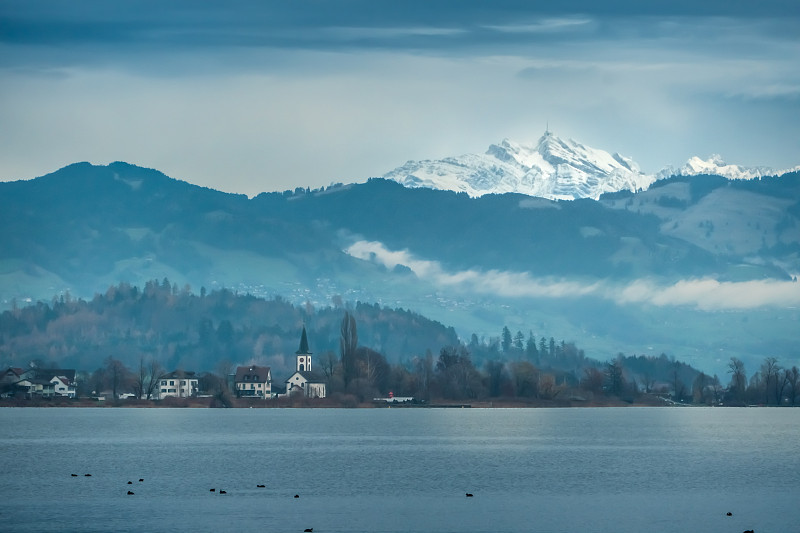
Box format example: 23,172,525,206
2,280,797,406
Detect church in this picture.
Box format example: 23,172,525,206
284,326,327,398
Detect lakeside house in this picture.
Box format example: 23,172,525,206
1,367,77,398
158,370,199,400
233,365,273,399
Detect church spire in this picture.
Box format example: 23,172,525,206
296,325,311,355
295,326,312,372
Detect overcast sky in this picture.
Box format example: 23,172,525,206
1,0,798,196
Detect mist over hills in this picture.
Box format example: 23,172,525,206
1,160,799,376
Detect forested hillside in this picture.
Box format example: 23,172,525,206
0,279,458,375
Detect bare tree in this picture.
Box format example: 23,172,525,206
727,357,747,402
760,357,781,405
145,359,164,400
133,356,148,400
319,350,339,380
692,372,709,404
510,360,538,398
105,356,130,399
538,373,559,400
785,366,800,406
581,367,604,395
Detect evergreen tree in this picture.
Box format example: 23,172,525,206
501,326,512,353
513,330,524,351
525,331,538,360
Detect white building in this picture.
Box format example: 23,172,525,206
234,365,272,398
284,326,327,398
51,375,76,398
158,371,198,400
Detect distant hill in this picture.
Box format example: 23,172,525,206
1,162,798,375
0,280,459,376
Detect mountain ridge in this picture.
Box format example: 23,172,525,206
1,161,798,376
382,131,799,200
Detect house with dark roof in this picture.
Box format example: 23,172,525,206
13,368,77,398
234,365,273,399
0,367,26,397
157,370,198,400
285,326,327,398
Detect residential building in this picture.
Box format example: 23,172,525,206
11,368,76,398
51,375,76,398
157,371,198,400
234,365,272,398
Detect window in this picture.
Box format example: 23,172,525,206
169,380,174,386
161,380,166,386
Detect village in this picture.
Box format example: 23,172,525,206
2,327,330,403
0,326,417,407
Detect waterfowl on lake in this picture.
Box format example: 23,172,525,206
294,494,300,498
466,493,473,497
219,490,227,494
210,488,215,492
127,491,134,495
257,484,265,488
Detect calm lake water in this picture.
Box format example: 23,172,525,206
0,407,798,533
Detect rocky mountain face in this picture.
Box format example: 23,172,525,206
659,154,800,181
383,131,655,200
383,131,799,200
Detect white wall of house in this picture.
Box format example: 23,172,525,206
158,378,198,400
50,376,75,398
234,367,272,398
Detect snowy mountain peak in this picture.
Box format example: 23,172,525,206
382,131,654,200
659,155,800,181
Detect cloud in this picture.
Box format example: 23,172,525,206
345,240,800,311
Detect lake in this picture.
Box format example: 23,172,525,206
0,407,798,533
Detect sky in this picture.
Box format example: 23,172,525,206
1,0,799,197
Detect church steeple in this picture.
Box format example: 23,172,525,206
295,326,312,372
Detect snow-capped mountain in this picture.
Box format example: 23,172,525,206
382,131,656,200
659,154,800,181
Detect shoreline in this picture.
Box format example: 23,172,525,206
0,394,707,409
